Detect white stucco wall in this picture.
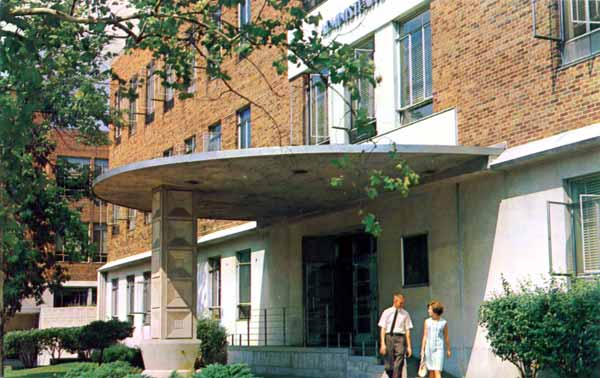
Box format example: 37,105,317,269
103,260,151,346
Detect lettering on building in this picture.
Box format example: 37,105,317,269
321,0,385,35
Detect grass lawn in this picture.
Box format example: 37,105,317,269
4,362,96,378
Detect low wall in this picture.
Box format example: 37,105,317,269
228,346,392,378
38,306,96,329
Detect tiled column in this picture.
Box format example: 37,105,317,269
141,188,198,378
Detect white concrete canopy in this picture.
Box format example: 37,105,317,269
93,144,504,222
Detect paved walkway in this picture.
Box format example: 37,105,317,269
263,357,459,378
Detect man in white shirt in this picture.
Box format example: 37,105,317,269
378,293,413,378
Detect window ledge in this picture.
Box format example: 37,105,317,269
559,50,600,71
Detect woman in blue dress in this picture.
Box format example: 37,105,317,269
420,301,451,378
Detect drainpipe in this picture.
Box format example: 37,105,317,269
455,183,467,377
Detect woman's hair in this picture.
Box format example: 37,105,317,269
428,300,444,316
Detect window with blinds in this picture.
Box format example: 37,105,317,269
237,249,251,319
145,61,155,124
571,174,600,274
308,73,329,145
164,65,175,113
208,256,222,319
111,278,119,319
562,0,600,64
237,107,251,149
397,10,433,125
347,38,376,143
128,76,138,135
143,272,151,325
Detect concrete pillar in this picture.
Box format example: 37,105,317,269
141,188,198,378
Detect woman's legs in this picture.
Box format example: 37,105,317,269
428,372,436,378
429,371,442,378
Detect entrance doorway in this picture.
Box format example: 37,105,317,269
302,232,378,347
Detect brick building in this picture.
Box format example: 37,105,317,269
95,0,600,377
9,129,108,345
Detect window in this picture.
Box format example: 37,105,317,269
144,211,152,225
92,223,108,262
562,0,600,64
112,205,121,235
571,174,600,274
145,62,156,124
128,208,136,231
164,66,175,113
163,148,173,157
237,107,251,149
127,275,135,322
184,136,196,154
307,74,329,145
238,0,251,58
55,222,88,262
303,0,326,11
206,124,222,152
111,278,119,319
208,257,221,319
143,272,151,325
398,10,432,125
114,87,123,144
187,55,197,94
402,234,429,286
349,39,376,142
129,76,138,135
54,287,96,307
93,158,108,179
208,7,223,80
56,156,91,195
237,249,251,319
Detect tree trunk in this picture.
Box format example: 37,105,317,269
0,226,5,378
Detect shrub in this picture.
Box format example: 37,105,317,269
193,364,259,378
63,361,142,378
542,279,600,378
479,277,600,378
79,320,133,364
197,318,228,366
91,344,144,369
38,327,83,361
4,329,43,368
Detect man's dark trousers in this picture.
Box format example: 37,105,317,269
384,334,406,378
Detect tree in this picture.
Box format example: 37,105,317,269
79,320,134,364
0,1,416,374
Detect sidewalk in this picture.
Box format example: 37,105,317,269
263,357,459,378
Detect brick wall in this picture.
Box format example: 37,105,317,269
107,1,304,261
431,0,600,148
48,129,109,280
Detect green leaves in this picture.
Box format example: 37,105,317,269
479,277,600,378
